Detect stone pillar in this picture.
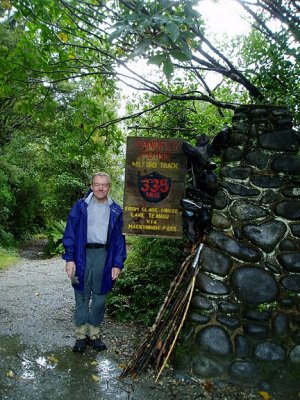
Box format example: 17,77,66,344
176,105,300,391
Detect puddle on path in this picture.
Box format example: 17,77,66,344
1,334,300,400
0,334,196,400
0,335,136,400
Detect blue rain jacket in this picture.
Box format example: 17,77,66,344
62,193,127,294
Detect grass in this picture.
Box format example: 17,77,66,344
0,249,20,270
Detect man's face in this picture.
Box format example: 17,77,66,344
92,175,110,202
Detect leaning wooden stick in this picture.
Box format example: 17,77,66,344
120,270,193,377
120,249,195,378
149,248,196,332
154,243,203,381
153,280,193,372
120,241,204,379
152,264,197,371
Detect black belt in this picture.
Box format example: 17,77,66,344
86,243,106,249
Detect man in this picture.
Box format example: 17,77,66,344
62,172,126,353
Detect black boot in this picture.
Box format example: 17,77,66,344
87,337,107,352
72,339,87,353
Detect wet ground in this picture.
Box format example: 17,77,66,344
0,243,297,400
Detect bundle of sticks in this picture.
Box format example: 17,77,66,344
120,241,204,382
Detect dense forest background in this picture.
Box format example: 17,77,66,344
0,0,299,324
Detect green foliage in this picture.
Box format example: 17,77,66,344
241,28,300,124
0,248,19,270
9,0,299,116
125,81,233,144
47,220,66,255
0,161,17,245
0,228,16,248
107,236,184,326
112,0,202,79
257,301,277,313
0,11,125,246
12,177,45,239
1,0,298,294
0,167,15,226
286,290,297,298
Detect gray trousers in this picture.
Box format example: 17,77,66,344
74,247,107,327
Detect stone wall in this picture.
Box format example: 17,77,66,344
176,105,300,394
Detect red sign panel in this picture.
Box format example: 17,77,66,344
123,136,187,238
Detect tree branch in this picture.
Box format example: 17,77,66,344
81,98,174,145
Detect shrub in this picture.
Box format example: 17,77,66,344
47,220,66,255
107,236,184,326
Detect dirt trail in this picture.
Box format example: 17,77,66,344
0,244,274,400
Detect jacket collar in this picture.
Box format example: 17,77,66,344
84,191,114,206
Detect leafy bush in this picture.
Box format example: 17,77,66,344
107,236,184,326
0,228,16,248
0,169,16,247
11,177,46,240
47,220,66,255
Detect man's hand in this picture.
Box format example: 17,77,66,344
65,261,76,279
112,267,121,280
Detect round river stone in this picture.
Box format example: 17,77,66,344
196,273,229,295
229,361,259,383
254,342,285,361
272,155,300,174
242,220,287,253
201,246,232,276
290,345,300,364
280,275,300,293
196,326,232,356
231,266,279,305
207,231,261,262
221,166,251,179
291,224,300,238
277,253,300,272
220,181,260,197
245,151,270,169
258,130,299,152
275,200,300,220
230,200,269,221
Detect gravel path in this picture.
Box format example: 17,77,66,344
0,243,279,400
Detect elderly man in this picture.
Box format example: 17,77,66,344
62,172,126,353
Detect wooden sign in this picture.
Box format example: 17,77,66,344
123,136,187,238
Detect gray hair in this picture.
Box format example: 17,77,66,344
92,172,111,185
